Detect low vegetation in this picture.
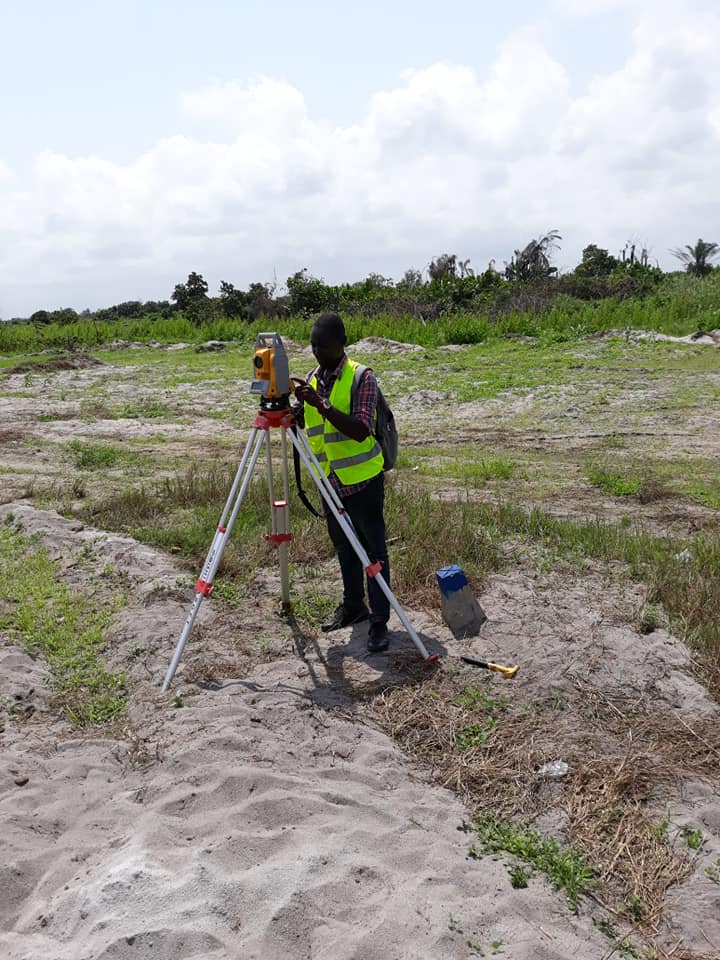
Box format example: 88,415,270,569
0,522,126,723
1,258,720,354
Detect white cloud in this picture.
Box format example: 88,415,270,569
1,2,720,315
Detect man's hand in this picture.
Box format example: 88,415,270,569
294,381,322,409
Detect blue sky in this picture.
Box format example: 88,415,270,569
1,0,718,316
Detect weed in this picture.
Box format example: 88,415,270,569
705,858,720,883
624,893,645,921
593,914,618,939
473,813,596,910
456,686,506,712
454,686,506,751
508,864,529,889
586,457,671,503
447,912,462,933
636,603,662,635
680,825,703,850
651,819,669,839
258,638,275,658
456,719,496,750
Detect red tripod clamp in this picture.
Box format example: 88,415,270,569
254,409,294,430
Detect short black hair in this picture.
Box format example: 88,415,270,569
311,312,346,345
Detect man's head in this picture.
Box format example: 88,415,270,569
310,313,347,371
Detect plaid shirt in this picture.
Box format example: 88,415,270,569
299,353,378,497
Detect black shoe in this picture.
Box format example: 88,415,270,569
367,622,389,653
321,603,369,633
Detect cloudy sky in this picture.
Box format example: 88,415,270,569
1,0,719,318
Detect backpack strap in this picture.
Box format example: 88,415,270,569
351,363,369,396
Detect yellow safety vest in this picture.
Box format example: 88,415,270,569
304,359,384,486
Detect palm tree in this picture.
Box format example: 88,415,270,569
671,239,720,277
505,230,562,281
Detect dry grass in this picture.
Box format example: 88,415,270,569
363,667,720,956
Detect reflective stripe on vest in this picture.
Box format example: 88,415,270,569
304,359,384,485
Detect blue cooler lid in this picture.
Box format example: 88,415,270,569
436,565,468,596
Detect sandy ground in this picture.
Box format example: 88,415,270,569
2,502,719,960
1,504,616,960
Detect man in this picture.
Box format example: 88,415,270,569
294,313,391,654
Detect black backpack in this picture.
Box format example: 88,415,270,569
351,364,398,471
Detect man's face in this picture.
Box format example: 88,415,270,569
311,328,344,371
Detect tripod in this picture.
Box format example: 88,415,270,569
162,398,437,692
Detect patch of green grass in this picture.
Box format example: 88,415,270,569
0,525,126,724
423,454,516,484
290,589,337,626
584,455,675,504
67,440,124,469
587,466,641,497
687,480,720,510
471,812,596,910
66,439,155,474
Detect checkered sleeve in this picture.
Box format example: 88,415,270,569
352,368,377,433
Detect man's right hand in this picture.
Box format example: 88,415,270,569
294,382,322,409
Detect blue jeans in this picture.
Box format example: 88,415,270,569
323,472,390,625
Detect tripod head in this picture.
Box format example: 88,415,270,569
250,332,292,410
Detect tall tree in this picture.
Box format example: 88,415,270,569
171,271,209,309
219,281,249,318
671,238,720,277
575,244,619,278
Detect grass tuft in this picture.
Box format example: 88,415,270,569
68,439,124,470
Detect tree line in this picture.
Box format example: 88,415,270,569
12,235,720,327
